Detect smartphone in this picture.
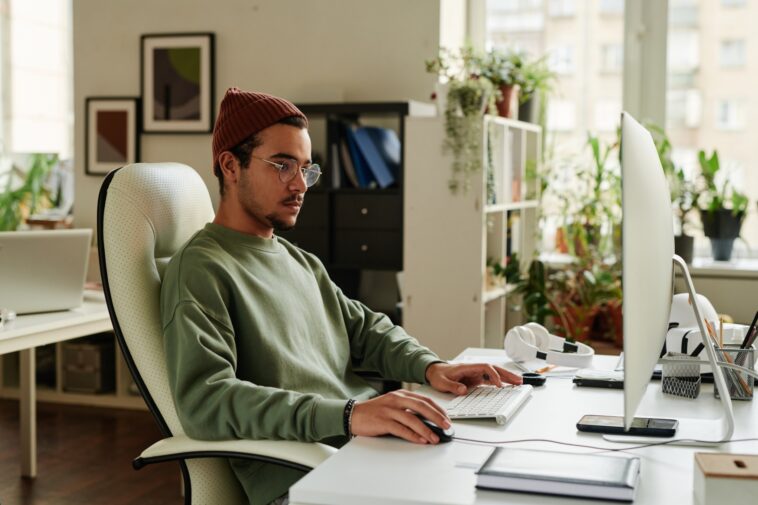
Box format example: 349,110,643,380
576,414,678,437
572,377,623,389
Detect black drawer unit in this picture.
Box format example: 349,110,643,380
290,101,429,300
296,192,328,228
334,194,402,230
333,230,402,270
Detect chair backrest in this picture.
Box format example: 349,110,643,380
97,163,247,504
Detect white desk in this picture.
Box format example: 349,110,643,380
0,299,111,477
290,348,758,505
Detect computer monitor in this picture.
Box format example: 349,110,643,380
618,112,739,444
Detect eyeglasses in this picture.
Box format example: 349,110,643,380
253,156,322,187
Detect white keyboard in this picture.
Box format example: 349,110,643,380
446,385,533,425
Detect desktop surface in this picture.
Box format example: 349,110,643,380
289,349,758,505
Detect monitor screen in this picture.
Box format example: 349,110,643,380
620,112,675,430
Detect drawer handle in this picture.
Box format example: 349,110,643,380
360,207,368,215
360,244,369,252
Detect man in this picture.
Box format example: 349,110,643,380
161,88,521,505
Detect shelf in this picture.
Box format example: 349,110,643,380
483,287,507,303
0,386,147,410
296,101,435,117
485,200,539,213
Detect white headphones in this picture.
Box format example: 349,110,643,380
504,322,594,368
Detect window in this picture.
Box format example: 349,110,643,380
548,0,574,17
598,0,624,15
720,39,746,68
594,100,621,132
669,0,698,27
547,100,576,132
600,43,623,73
667,90,701,128
547,45,574,75
666,1,758,253
715,100,747,131
1,0,72,158
667,31,699,72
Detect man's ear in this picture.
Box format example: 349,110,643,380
217,151,241,187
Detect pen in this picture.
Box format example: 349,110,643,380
739,310,758,349
535,364,556,374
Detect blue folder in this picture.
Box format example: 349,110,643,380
343,124,375,188
353,128,396,188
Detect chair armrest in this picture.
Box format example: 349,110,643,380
133,435,338,472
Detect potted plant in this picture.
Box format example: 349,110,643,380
650,125,699,263
426,46,496,193
517,55,555,125
0,153,58,231
697,149,748,261
480,49,524,119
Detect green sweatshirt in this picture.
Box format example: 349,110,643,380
160,223,441,505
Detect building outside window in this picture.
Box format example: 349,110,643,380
715,100,747,131
720,39,746,68
598,0,624,15
548,0,574,17
600,43,623,73
666,0,758,253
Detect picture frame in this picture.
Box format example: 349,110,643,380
141,32,215,133
85,97,140,176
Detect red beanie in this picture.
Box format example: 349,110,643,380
212,87,307,172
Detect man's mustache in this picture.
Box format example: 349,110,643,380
282,194,304,205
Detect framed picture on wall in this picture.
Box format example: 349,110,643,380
85,97,140,176
141,32,215,133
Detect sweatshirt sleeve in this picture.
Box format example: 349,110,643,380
333,284,443,384
162,277,346,442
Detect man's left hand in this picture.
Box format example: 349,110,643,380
425,362,522,396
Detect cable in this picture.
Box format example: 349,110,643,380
451,436,758,453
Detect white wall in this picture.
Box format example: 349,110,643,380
73,0,443,231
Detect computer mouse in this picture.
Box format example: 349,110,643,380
412,413,455,443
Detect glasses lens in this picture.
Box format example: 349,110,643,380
303,165,321,187
277,159,298,183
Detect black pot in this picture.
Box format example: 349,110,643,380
700,209,744,261
701,208,745,239
518,93,541,124
674,234,694,264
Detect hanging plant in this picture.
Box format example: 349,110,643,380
444,77,495,193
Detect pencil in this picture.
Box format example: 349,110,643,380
719,317,724,348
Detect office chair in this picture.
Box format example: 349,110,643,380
97,163,336,504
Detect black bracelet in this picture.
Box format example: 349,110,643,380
343,399,356,437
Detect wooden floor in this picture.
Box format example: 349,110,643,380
0,399,183,505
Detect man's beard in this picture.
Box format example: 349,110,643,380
268,194,303,232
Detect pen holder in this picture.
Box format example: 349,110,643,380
662,352,701,399
714,345,755,401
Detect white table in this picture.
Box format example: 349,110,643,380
290,348,758,505
0,298,111,477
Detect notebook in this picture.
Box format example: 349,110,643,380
476,447,640,502
0,229,92,314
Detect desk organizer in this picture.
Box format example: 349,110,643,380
714,345,755,401
694,453,758,505
662,352,701,399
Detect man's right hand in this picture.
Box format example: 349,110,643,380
349,390,451,445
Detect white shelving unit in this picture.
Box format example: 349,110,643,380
403,115,541,360
0,334,146,410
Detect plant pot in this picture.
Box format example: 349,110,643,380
518,93,541,124
495,84,519,119
433,81,449,117
674,234,694,264
701,209,745,262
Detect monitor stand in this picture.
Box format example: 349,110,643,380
605,255,755,447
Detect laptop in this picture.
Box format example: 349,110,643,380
0,229,92,314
